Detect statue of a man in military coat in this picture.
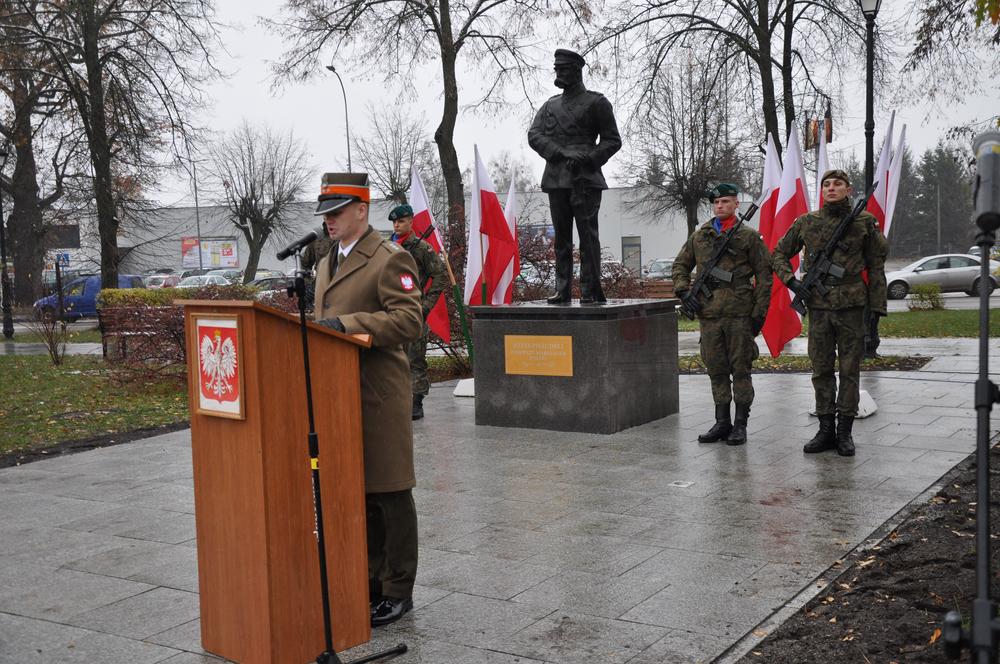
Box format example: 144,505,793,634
528,48,622,304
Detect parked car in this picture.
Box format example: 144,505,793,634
250,276,294,296
142,267,176,276
34,274,144,321
249,269,285,280
967,245,1000,260
144,274,181,288
643,258,674,281
178,274,230,288
207,268,243,284
180,267,212,279
885,254,1000,299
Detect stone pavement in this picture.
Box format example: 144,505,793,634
0,364,994,663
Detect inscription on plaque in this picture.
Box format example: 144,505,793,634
504,335,573,377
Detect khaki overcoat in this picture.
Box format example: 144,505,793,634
314,226,423,493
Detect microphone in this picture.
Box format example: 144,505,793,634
277,225,326,260
973,132,1000,232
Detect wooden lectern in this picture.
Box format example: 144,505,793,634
179,300,372,663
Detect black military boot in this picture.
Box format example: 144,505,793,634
411,394,424,421
836,414,856,457
726,404,750,446
698,403,732,443
803,414,837,453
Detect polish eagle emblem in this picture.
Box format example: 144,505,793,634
200,329,238,400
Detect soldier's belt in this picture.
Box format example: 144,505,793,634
820,273,864,286
709,277,753,289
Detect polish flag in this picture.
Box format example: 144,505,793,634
883,125,907,237
491,175,521,304
409,166,450,342
813,118,830,210
761,127,808,358
757,134,782,245
867,112,896,232
464,146,516,305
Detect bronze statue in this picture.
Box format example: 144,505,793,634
528,48,621,304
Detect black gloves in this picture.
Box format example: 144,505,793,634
751,316,765,337
787,277,809,299
318,317,346,333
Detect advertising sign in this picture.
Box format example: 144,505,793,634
181,237,239,269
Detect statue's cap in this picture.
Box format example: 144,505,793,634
315,172,370,216
554,49,585,68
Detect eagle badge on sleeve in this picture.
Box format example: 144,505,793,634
400,273,415,291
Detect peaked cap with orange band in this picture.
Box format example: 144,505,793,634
314,172,370,216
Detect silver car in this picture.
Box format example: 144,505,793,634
886,254,999,299
643,258,674,281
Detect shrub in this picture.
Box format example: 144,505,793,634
908,283,944,311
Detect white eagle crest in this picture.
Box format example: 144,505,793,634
200,331,238,399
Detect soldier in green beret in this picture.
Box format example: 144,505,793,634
389,203,449,420
672,183,772,446
772,169,888,456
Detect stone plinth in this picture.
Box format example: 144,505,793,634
470,299,679,434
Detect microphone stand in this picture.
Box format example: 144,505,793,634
287,251,407,664
943,229,1000,663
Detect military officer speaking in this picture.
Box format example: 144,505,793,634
388,204,449,421
311,173,424,627
772,169,888,456
672,183,772,446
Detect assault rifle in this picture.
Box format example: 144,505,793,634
678,201,760,321
790,182,878,317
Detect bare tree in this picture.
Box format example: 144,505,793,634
353,105,428,203
487,150,538,194
266,0,568,231
208,122,312,283
623,56,747,235
0,0,223,289
591,0,878,155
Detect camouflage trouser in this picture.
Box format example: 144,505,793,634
808,307,865,417
699,316,759,406
406,323,429,397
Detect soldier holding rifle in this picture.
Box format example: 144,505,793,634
772,169,888,457
672,183,772,446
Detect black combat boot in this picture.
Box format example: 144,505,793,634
803,414,837,453
411,394,424,421
698,403,732,443
836,414,856,457
726,404,750,446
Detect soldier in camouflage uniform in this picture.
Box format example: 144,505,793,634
301,234,335,274
772,169,888,456
672,183,772,446
388,204,449,420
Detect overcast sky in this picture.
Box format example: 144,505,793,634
155,0,1000,207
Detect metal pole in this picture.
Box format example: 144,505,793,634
326,65,352,171
193,160,204,270
864,13,875,193
0,148,14,339
937,184,941,255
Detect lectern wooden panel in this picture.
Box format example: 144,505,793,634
180,300,371,664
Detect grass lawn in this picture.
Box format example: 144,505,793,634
678,353,928,373
678,308,1000,337
8,328,104,344
0,355,188,455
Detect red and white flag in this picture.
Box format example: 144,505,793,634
883,125,907,237
813,118,830,210
491,175,521,304
464,146,517,305
761,127,808,358
409,166,451,342
757,134,782,245
867,111,896,232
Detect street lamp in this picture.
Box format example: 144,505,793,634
0,144,14,339
858,0,882,192
325,62,352,172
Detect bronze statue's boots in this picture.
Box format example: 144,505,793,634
412,394,424,421
726,404,750,446
698,403,732,443
803,414,837,453
547,292,572,305
836,415,856,457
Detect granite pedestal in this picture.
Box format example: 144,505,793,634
470,299,679,434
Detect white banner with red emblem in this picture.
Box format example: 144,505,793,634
194,315,245,419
